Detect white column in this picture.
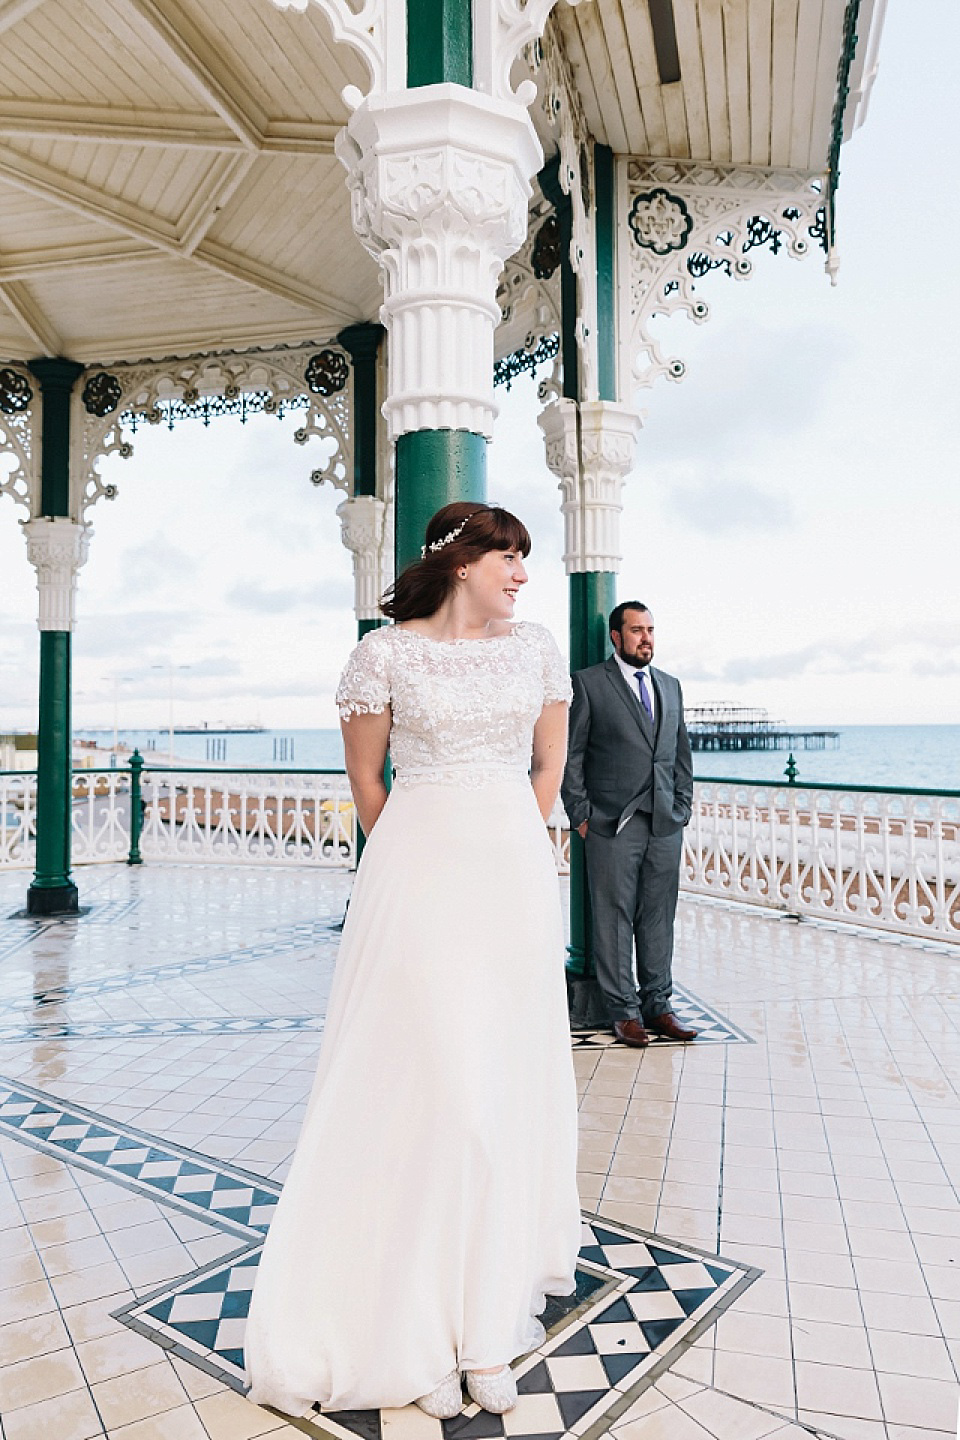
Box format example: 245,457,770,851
23,517,91,631
538,400,642,574
336,86,543,442
337,495,389,622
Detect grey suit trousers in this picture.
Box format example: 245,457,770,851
584,811,682,1023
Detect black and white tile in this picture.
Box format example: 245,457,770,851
0,1072,758,1440
118,1216,757,1440
571,985,751,1048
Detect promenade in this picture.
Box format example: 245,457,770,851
0,864,956,1440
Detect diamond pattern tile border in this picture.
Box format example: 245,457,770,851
571,985,751,1047
117,1216,758,1440
0,1074,759,1440
0,1075,280,1237
0,1015,327,1042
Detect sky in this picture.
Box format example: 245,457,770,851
1,0,958,733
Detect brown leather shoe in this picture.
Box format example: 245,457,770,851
613,1018,650,1047
646,1012,698,1042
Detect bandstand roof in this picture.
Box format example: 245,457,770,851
0,0,884,369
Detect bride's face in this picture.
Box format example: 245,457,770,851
461,546,528,619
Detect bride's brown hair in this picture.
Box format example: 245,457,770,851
381,502,532,622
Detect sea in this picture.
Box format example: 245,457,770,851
75,724,960,793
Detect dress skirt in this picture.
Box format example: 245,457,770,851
244,778,582,1416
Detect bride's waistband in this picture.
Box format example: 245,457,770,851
392,762,529,788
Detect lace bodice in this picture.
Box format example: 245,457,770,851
336,622,571,785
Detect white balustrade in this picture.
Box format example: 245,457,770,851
72,769,131,863
0,772,35,867
4,769,959,945
139,771,356,868
683,781,960,942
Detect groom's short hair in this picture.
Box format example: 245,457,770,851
609,601,651,636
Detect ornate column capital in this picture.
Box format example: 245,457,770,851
23,517,91,631
538,399,641,574
337,494,390,621
336,85,543,440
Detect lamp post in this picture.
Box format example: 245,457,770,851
151,663,191,761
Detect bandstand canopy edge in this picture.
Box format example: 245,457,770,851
0,0,883,372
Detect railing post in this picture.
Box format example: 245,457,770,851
127,749,143,866
785,752,798,785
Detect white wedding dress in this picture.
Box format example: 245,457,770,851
244,621,581,1416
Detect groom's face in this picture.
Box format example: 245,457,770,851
613,609,654,667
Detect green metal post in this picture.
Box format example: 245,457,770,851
785,753,798,785
395,429,486,572
538,158,580,404
594,143,618,403
406,0,472,87
26,357,84,917
127,750,144,865
565,573,616,979
338,323,390,860
32,632,76,910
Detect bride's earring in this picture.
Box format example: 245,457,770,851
457,568,467,580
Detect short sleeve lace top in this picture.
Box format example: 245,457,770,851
336,622,571,786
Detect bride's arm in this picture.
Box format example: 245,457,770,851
530,701,569,822
341,709,391,837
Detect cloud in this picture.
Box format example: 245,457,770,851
683,625,960,687
75,609,200,657
226,578,351,612
666,475,793,534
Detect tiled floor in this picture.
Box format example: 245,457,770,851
0,864,957,1440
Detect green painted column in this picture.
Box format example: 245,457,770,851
338,321,387,645
539,146,623,1005
395,429,486,573
26,356,84,917
406,0,472,87
395,0,484,574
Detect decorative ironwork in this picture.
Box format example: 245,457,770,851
826,0,862,251
493,332,560,390
628,188,693,255
808,206,828,251
625,161,825,392
305,349,349,396
531,215,562,280
121,391,309,432
686,252,730,279
77,343,353,515
81,372,122,418
0,368,32,415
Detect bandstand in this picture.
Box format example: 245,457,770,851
0,0,885,994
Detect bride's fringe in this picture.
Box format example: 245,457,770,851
381,502,531,622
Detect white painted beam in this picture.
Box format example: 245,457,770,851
0,279,62,354
0,102,341,154
0,146,182,251
0,0,45,35
192,240,359,324
119,0,265,149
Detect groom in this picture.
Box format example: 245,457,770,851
561,602,697,1047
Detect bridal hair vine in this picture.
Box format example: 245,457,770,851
421,514,473,558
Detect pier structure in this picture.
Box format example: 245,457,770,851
686,703,839,752
0,0,884,962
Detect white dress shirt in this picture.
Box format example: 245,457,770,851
614,652,656,721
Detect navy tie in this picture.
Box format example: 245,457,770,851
635,670,654,722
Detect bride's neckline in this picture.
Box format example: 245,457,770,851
394,622,522,647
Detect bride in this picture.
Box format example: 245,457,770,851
244,502,581,1419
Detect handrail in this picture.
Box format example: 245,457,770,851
3,766,958,801
696,776,960,800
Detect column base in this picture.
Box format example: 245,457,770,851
26,880,80,917
567,973,611,1032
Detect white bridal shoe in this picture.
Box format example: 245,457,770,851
465,1366,518,1414
415,1370,463,1419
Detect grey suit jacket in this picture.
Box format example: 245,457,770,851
561,658,694,838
